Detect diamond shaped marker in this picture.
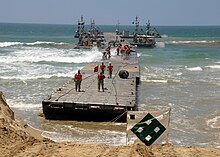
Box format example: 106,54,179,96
154,127,160,133
137,127,144,133
131,113,166,146
145,135,152,141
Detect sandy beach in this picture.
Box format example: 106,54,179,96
0,91,219,157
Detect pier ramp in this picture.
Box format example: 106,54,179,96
42,49,140,122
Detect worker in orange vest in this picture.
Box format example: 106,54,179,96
74,70,82,92
99,62,106,74
94,65,99,73
97,72,105,92
107,62,113,78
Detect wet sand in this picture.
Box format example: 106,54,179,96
0,91,219,157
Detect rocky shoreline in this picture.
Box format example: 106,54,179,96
0,91,219,157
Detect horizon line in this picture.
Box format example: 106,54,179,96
0,22,220,27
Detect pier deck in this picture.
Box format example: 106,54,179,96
43,40,140,122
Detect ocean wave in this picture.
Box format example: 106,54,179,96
140,54,152,57
0,72,74,81
161,34,168,38
186,66,203,71
0,46,103,64
141,66,183,84
205,65,220,69
206,116,220,128
7,100,41,109
171,40,216,44
25,41,61,46
141,78,168,83
141,78,181,83
156,42,165,48
165,40,220,46
137,53,141,57
0,42,23,47
0,41,69,48
42,128,126,144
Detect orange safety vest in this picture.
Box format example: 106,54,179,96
100,64,105,69
108,64,113,70
98,74,105,80
94,66,98,72
75,73,82,79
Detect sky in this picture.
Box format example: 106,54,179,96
0,0,220,26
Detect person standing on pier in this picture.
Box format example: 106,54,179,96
99,62,106,74
74,70,82,92
94,64,99,73
116,45,121,56
98,72,105,92
107,62,113,78
105,46,111,59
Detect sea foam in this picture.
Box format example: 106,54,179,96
0,45,102,64
170,40,216,44
0,71,75,80
0,41,67,48
206,116,220,128
156,42,165,48
205,65,220,69
0,45,103,81
141,77,168,83
186,67,203,71
0,42,23,47
7,99,41,109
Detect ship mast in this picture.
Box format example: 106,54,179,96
146,19,151,35
132,16,140,35
78,16,85,34
75,16,85,38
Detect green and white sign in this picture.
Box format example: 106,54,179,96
131,113,166,146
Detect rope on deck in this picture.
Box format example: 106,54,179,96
55,73,96,101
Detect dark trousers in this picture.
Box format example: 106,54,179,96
75,79,82,92
109,69,112,78
98,80,104,91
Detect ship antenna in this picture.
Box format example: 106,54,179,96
146,19,151,35
132,16,140,35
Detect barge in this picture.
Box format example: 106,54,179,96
42,49,140,122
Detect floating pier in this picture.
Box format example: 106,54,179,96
42,34,140,122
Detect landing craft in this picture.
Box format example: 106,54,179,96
74,16,107,49
120,16,161,48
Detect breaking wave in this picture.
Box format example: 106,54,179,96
186,66,203,71
141,75,181,84
7,99,41,109
170,40,216,44
206,116,220,128
0,42,23,47
156,42,165,48
0,46,103,64
164,39,220,46
205,65,220,69
161,34,168,38
141,78,168,83
0,71,75,80
0,41,69,48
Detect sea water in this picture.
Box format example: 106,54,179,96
0,23,220,147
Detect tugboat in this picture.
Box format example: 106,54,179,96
74,16,107,49
120,16,161,48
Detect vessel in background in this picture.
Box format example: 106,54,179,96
120,16,161,48
74,16,107,49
